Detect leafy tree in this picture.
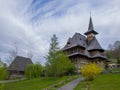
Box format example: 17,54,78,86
106,41,120,64
54,51,75,76
81,63,102,80
0,60,8,80
25,64,43,79
0,67,8,80
45,34,75,77
117,56,120,64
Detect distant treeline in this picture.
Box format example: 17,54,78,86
106,41,120,63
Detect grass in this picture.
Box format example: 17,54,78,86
74,73,120,90
3,75,78,90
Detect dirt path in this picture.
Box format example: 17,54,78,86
58,77,84,90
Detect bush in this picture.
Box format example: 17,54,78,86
81,63,103,80
0,66,8,80
46,51,75,77
25,64,43,79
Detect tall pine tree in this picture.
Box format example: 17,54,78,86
46,34,59,64
45,34,59,76
45,34,75,77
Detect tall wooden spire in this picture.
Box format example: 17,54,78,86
84,16,98,35
88,16,94,31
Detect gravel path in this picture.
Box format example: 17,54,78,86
58,77,84,90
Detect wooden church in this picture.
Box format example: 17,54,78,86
8,56,33,78
62,17,107,72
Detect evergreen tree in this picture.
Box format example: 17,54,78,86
45,34,60,76
47,34,59,64
45,34,75,77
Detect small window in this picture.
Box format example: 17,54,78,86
67,42,70,47
67,42,70,44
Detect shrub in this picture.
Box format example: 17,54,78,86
0,66,8,80
25,64,43,79
81,63,103,80
46,51,75,77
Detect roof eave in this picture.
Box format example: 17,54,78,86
84,30,98,35
88,49,105,52
62,45,86,51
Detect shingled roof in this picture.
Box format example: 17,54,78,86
62,33,86,50
87,37,104,51
91,52,107,59
8,56,33,71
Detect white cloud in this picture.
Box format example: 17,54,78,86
0,0,120,65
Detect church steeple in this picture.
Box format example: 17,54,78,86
88,16,94,31
84,16,98,35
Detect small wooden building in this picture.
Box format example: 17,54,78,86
62,17,108,72
8,56,33,77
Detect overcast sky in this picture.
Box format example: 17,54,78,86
0,0,120,65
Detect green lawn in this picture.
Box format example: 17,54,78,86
74,74,120,90
3,75,77,90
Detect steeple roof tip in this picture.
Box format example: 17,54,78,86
88,16,94,31
84,16,98,35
